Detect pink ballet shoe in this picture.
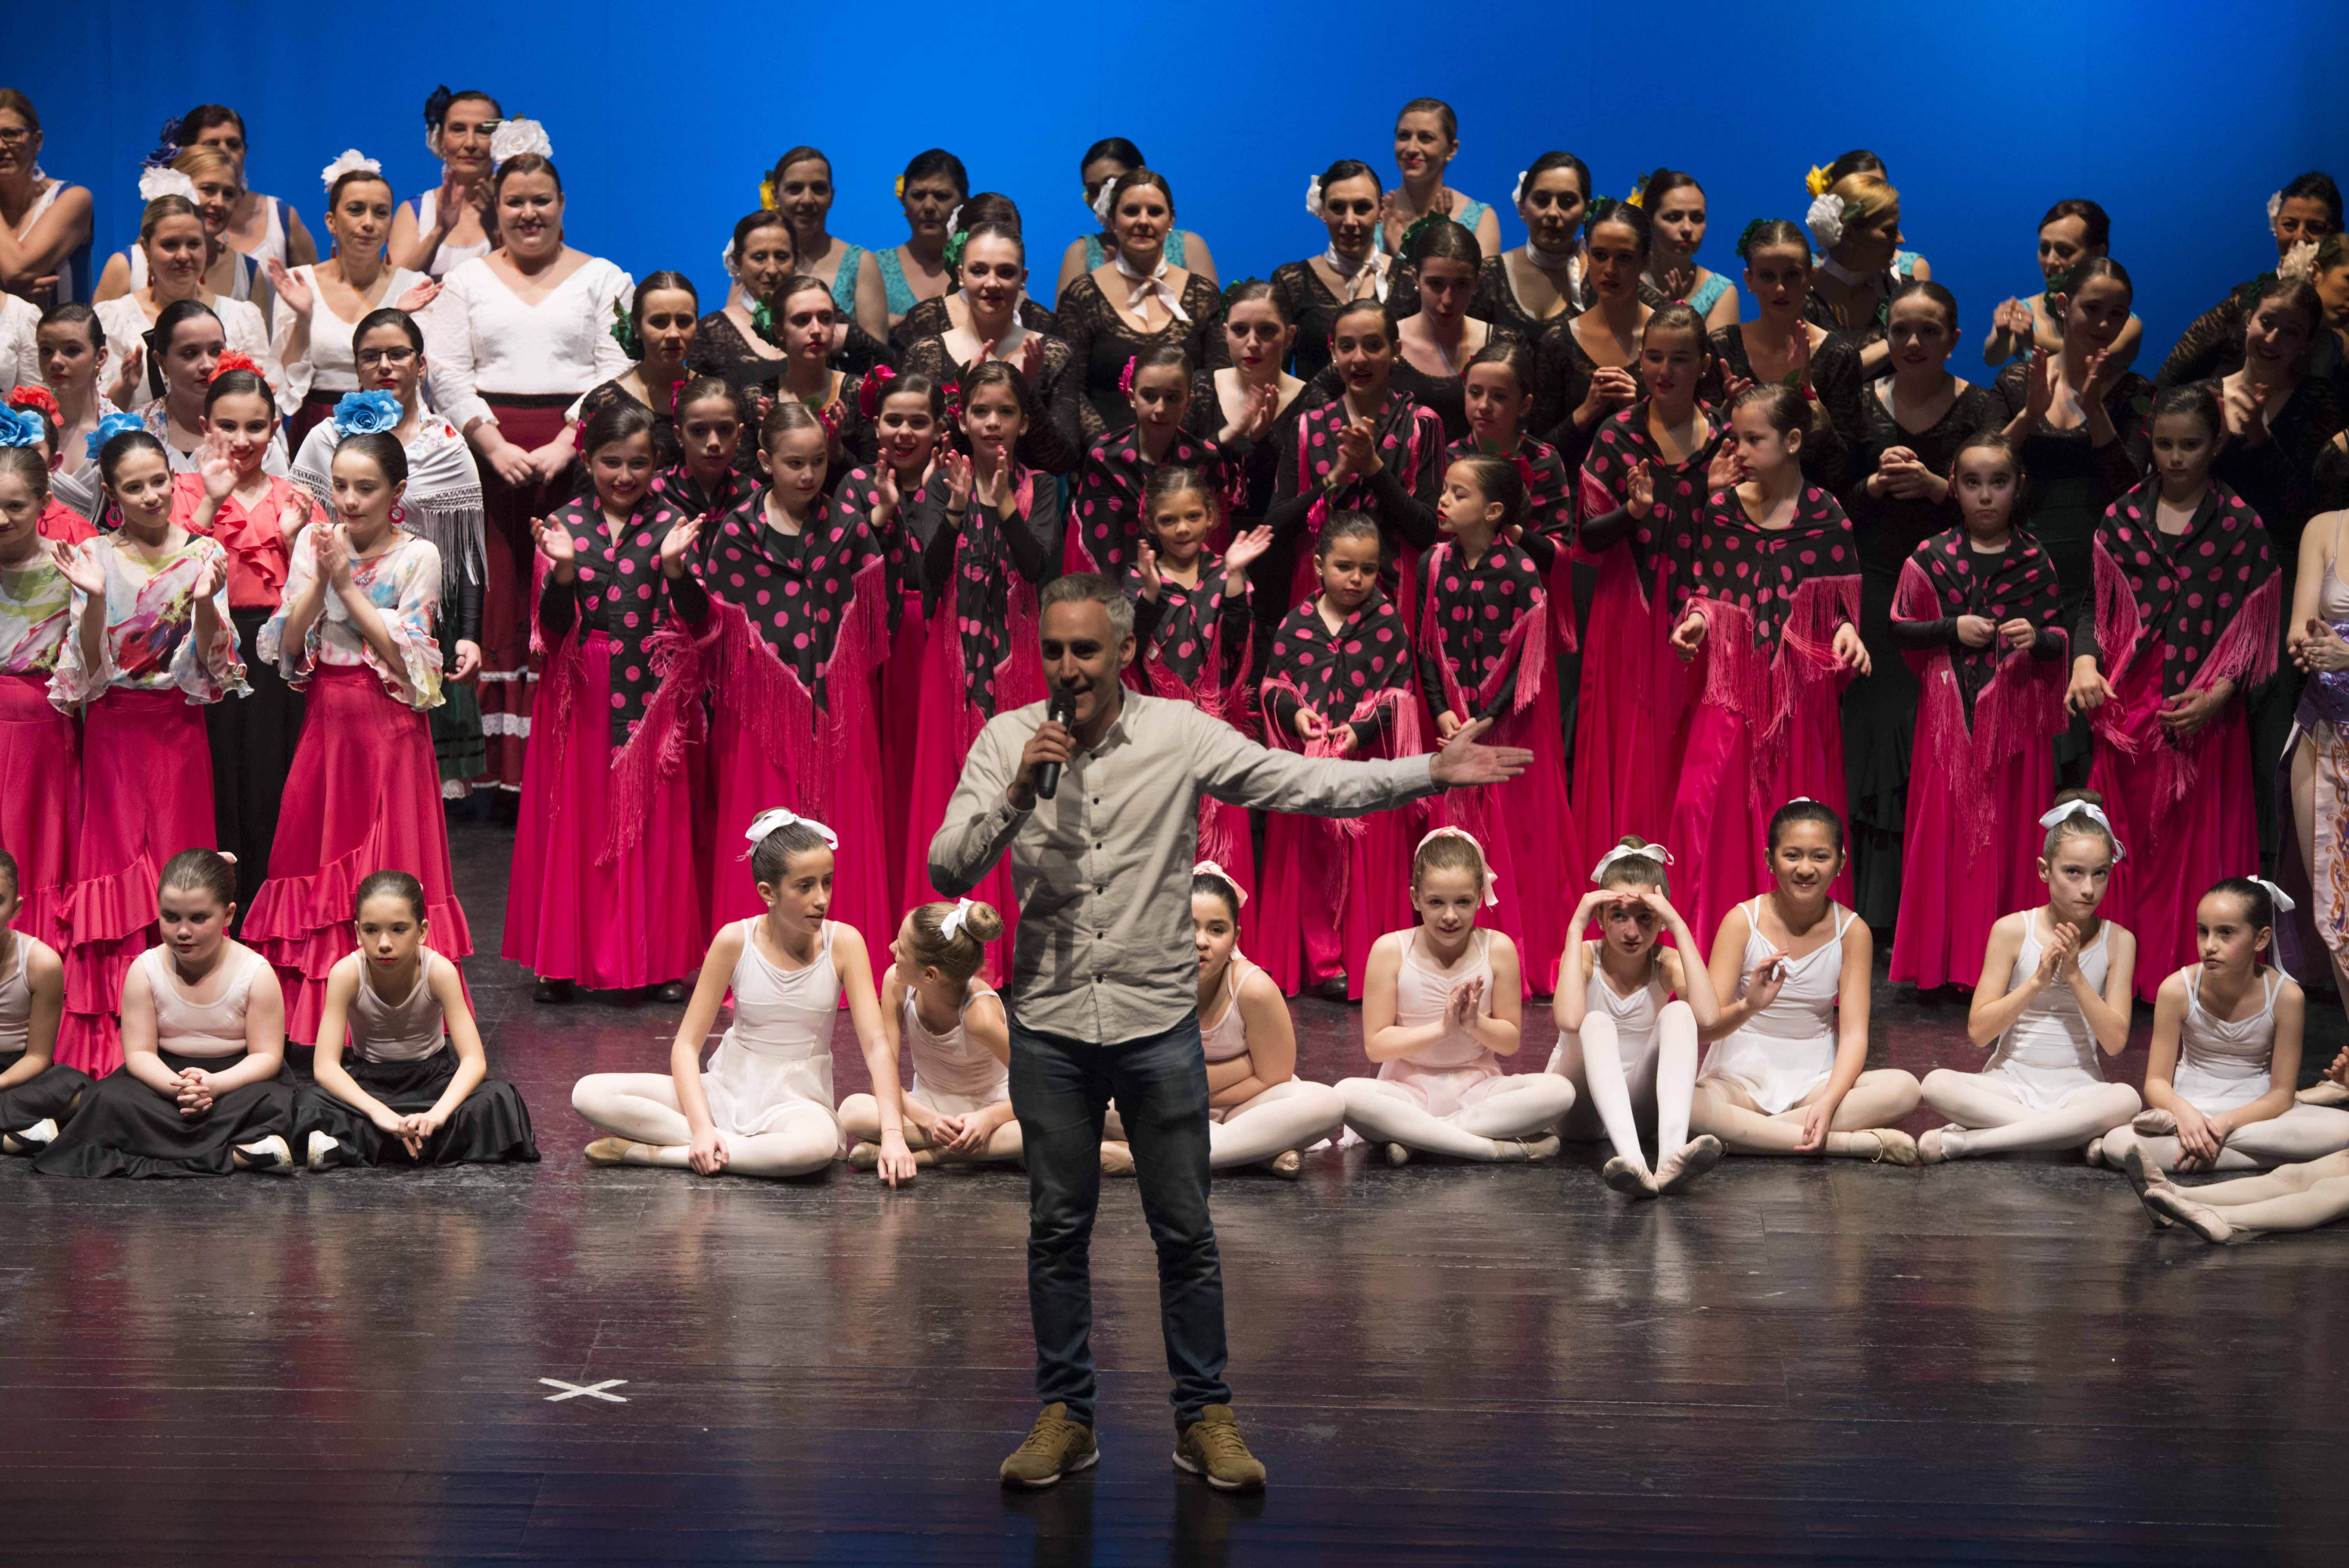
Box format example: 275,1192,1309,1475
2132,1108,2179,1137
2121,1143,2175,1229
2145,1186,2247,1244
1602,1155,1659,1197
2296,1080,2349,1109
1917,1125,1962,1165
1653,1135,1722,1195
1861,1128,1919,1167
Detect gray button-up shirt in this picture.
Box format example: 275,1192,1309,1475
928,691,1438,1043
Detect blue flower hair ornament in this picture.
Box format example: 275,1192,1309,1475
331,390,403,439
85,411,148,461
0,406,44,448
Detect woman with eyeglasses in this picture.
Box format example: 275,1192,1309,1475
0,89,93,307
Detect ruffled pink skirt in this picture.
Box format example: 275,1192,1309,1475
503,631,703,989
59,689,215,1074
0,672,77,955
1424,697,1577,995
1573,554,1695,862
902,640,1018,985
245,666,472,1042
708,671,890,949
1889,706,2050,990
1670,685,1854,951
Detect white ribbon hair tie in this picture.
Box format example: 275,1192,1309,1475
1415,827,1501,907
2037,799,2126,863
1194,860,1247,907
1590,843,1673,885
744,807,837,849
939,896,978,943
2249,877,2297,916
319,149,381,193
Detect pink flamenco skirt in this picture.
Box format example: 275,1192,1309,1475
709,688,889,944
1424,698,1577,997
878,590,929,914
1573,553,1695,859
1254,807,1412,1000
244,666,473,1043
902,656,1019,985
0,672,78,955
1888,666,2059,992
1669,686,1854,951
503,631,704,990
58,688,216,1074
2090,650,2258,1003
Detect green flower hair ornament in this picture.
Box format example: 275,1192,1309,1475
1585,194,1624,230
1734,217,1772,262
749,297,777,348
1214,275,1265,321
941,228,971,274
608,296,643,361
1398,212,1441,260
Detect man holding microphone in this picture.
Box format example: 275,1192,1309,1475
929,574,1533,1493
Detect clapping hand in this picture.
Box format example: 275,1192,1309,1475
266,258,313,316
1448,974,1486,1029
53,538,106,596
394,277,443,315
2034,921,2079,985
1223,524,1274,576
312,521,355,589
658,511,705,579
1625,458,1657,518
1333,417,1379,484
1133,537,1162,602
530,515,576,580
1706,443,1745,492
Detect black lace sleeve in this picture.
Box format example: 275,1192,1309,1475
1023,336,1085,478
692,310,788,396
2099,373,2154,494
891,296,954,356
1007,474,1063,584
1269,262,1324,383
2155,292,2249,390
1810,332,1868,456
1055,271,1222,443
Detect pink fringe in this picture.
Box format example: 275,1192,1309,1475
1899,557,2068,852
2091,545,2280,805
598,611,716,865
709,557,891,826
2091,540,2147,691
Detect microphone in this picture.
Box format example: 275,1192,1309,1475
1037,687,1076,801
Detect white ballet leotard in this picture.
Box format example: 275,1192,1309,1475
901,981,1007,1117
144,944,267,1060
1546,943,1670,1074
1699,899,1851,1115
0,934,42,1055
1378,931,1502,1118
1979,917,2113,1111
2170,966,2281,1115
700,919,839,1137
348,952,449,1064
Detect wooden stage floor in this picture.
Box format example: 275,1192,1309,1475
5,818,2347,1564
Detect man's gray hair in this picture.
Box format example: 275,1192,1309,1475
1039,572,1135,645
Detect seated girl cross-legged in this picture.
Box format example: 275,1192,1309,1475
839,898,1022,1172
1337,829,1576,1164
1688,800,1921,1164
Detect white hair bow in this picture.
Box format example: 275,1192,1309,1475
939,896,978,942
1194,860,1247,907
319,149,381,193
2038,799,2126,863
744,807,837,848
490,117,552,169
1591,843,1672,884
138,166,198,205
1416,827,1500,907
2249,876,2297,916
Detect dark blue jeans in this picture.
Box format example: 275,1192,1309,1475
1008,1010,1230,1428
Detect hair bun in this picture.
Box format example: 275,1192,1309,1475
2054,787,2104,809
959,902,1005,945
1615,833,1647,850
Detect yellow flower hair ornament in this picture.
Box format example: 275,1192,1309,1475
758,176,777,212
1805,164,1833,199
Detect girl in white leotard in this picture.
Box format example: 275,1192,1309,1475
1549,835,1725,1197
840,897,1020,1169
569,812,916,1184
1339,829,1577,1164
1691,800,1921,1162
2102,878,2349,1175
1921,794,2142,1162
1183,862,1345,1177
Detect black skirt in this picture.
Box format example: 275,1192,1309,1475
209,605,307,921
0,1050,94,1132
292,1049,539,1167
31,1050,294,1178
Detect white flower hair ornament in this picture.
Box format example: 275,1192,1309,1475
2268,189,2285,228
744,807,837,849
1090,180,1117,224
1511,169,1530,207
939,897,979,943
943,203,962,236
1305,174,1326,220
1415,826,1501,907
1590,842,1673,884
319,149,381,193
1804,192,1846,251
2037,799,2126,863
720,238,739,281
137,166,198,205
490,117,553,171
2279,239,2320,282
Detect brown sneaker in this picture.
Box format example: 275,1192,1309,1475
1173,1404,1266,1492
1000,1403,1098,1488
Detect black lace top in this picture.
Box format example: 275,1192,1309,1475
897,331,1086,477
1054,269,1225,440
1707,324,1868,495
1846,381,2003,586
2155,279,2267,390
1265,258,1420,385
1991,360,2154,611
1469,254,1580,340
1531,319,1641,472
891,293,1058,357
693,311,788,396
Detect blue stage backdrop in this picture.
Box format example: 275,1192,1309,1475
16,1,2346,355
